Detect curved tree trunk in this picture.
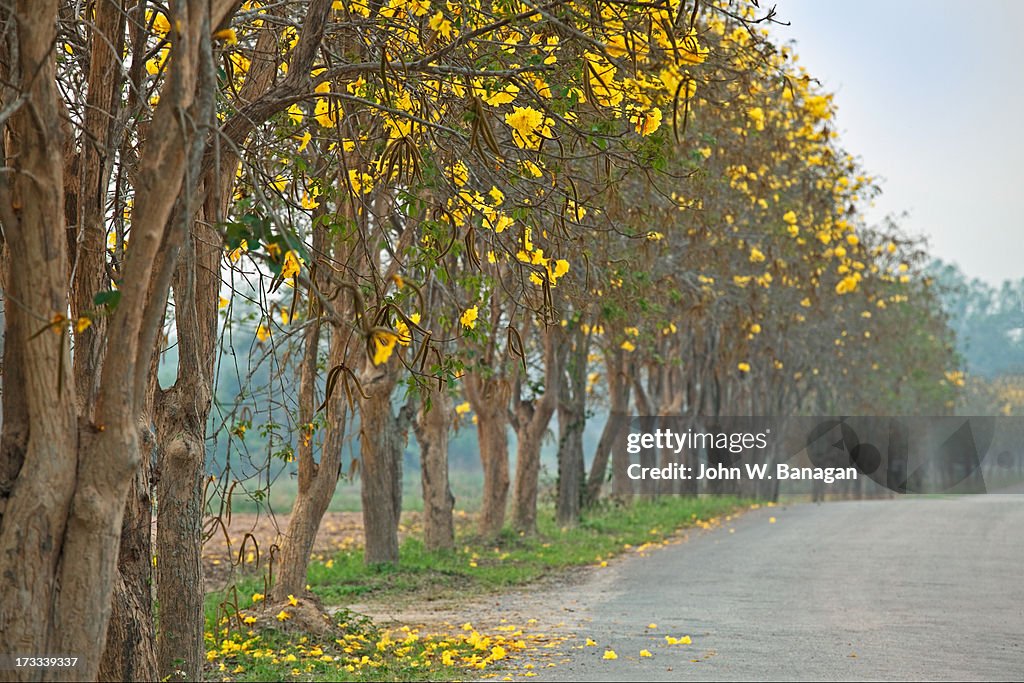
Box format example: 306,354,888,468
585,348,630,506
274,247,349,598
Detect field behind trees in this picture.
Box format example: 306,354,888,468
0,0,1011,681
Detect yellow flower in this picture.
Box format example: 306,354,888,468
243,616,257,625
75,317,92,333
455,401,471,416
394,312,420,346
428,11,453,39
633,107,663,136
372,330,399,366
281,250,302,279
620,340,636,352
484,83,519,106
747,106,765,131
738,362,751,373
460,305,479,329
213,28,238,44
835,275,859,295
287,594,299,606
252,592,264,602
314,98,337,128
504,106,544,148
648,623,657,629
256,324,270,343
602,650,618,660
749,247,766,263
665,635,692,645
640,649,653,657
276,610,291,622
585,638,597,646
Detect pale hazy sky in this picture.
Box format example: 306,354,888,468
770,0,1023,285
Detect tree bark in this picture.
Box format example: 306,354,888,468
556,327,587,527
465,373,511,538
413,381,455,551
358,361,406,565
511,325,561,534
98,424,158,682
274,233,348,598
586,347,631,504
0,2,216,678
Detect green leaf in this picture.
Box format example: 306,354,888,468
93,290,122,311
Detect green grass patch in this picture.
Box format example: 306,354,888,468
204,495,744,681
304,496,744,605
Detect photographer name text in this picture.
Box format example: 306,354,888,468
627,462,859,484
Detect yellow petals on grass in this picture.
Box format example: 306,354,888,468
835,275,859,295
276,610,291,622
287,594,299,606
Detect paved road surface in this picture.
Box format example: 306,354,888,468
513,497,1024,681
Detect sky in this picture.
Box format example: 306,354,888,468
769,0,1024,285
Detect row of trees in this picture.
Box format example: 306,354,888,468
0,1,960,681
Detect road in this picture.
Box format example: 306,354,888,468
510,497,1024,681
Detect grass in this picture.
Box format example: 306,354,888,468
204,495,745,681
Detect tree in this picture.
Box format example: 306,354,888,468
0,1,231,678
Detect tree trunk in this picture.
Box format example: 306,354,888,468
555,403,585,526
465,373,510,538
511,325,561,534
154,387,208,682
358,363,405,565
0,2,216,678
587,348,631,503
413,382,455,551
556,327,587,527
98,424,158,682
274,252,348,598
511,407,543,534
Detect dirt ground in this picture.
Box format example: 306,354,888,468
201,509,474,591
